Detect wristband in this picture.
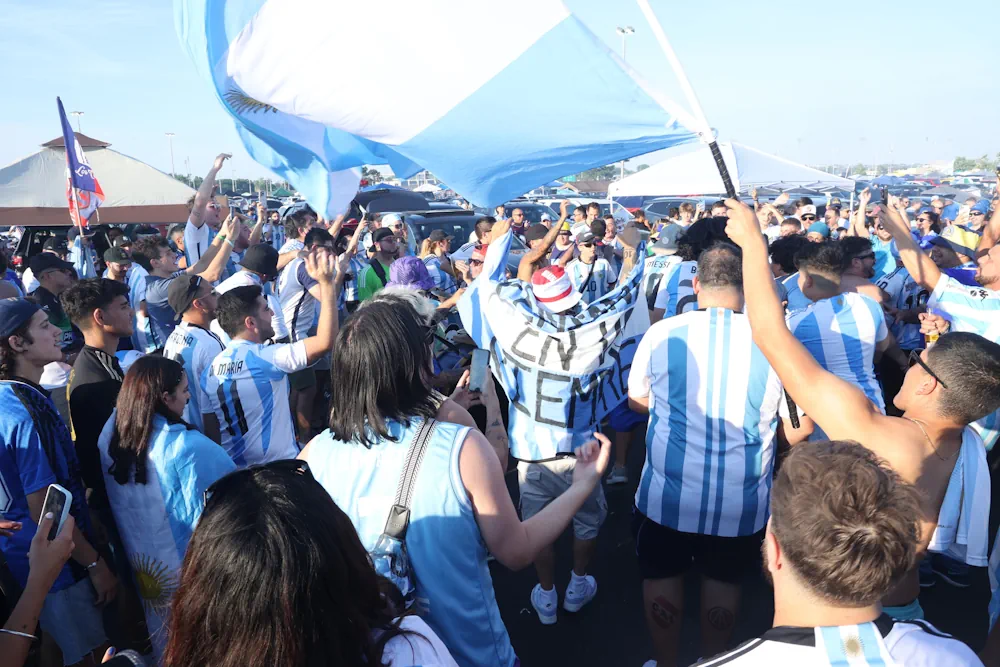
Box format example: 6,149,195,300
85,556,101,570
216,234,227,242
0,629,36,641
225,237,236,248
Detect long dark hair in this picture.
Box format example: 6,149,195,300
164,465,414,667
328,299,438,446
107,356,187,485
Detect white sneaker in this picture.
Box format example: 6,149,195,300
563,574,597,612
606,464,628,485
530,584,558,625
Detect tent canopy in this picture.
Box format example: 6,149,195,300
271,186,295,197
0,133,196,226
608,142,854,198
413,182,442,193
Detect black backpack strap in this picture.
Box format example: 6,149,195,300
371,260,388,287
382,419,437,539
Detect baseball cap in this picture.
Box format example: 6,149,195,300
239,243,279,279
372,227,396,244
103,247,131,265
67,226,96,241
807,222,831,238
29,253,74,276
540,213,553,223
386,256,435,291
113,235,134,248
167,275,208,321
428,229,454,243
524,225,549,242
941,204,960,221
576,230,597,245
800,205,817,217
971,200,991,215
925,225,981,259
381,213,403,227
471,244,488,261
42,237,68,253
0,299,41,338
829,198,843,208
531,266,582,314
653,223,683,254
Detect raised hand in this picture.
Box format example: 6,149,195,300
774,192,790,206
723,199,765,250
572,432,612,489
213,153,232,171
305,247,336,284
858,187,872,208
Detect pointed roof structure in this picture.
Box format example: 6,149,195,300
0,133,196,226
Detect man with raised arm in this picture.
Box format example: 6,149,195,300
184,153,231,267
722,198,1000,623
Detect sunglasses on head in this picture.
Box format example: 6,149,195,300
204,459,312,504
908,350,948,389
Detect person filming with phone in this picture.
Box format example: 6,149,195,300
0,298,116,666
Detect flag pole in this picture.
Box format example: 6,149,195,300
635,0,736,199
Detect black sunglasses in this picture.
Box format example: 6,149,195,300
908,350,948,389
801,215,816,221
204,459,312,504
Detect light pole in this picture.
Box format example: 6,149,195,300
165,133,176,177
70,111,84,133
615,26,635,180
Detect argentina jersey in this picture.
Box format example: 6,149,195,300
423,255,458,296
277,257,319,342
643,254,681,307
876,267,928,351
629,308,786,537
566,258,617,304
653,260,698,317
781,272,813,313
164,322,224,432
344,254,369,303
787,293,888,413
201,339,309,467
928,274,1000,450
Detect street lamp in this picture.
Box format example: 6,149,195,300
165,133,176,177
615,26,635,179
69,111,84,133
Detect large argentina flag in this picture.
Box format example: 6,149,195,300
174,0,700,217
458,228,649,460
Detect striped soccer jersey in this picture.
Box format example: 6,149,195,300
201,339,309,467
653,260,698,317
786,292,888,413
164,322,224,432
876,266,929,351
629,308,786,537
566,257,617,304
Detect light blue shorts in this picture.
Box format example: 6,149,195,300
883,598,925,621
39,578,107,666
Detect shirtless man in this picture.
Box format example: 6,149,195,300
722,198,1000,621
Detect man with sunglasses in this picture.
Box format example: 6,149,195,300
357,227,398,302
566,230,617,305
164,274,224,432
839,236,892,306
968,199,991,232
846,188,897,280
725,198,1000,623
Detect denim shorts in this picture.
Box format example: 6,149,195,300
39,577,107,666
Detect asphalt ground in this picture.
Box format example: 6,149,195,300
487,429,997,667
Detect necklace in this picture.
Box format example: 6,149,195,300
905,417,959,462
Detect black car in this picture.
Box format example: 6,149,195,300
11,224,162,276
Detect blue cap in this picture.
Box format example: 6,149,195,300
918,206,933,215
972,199,991,215
807,221,831,238
0,298,41,339
941,204,960,221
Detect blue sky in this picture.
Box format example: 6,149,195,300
2,0,997,181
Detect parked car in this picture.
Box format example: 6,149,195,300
502,202,559,224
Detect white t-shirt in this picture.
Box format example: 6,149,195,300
183,216,213,266
381,616,459,667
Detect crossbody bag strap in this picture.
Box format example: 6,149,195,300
382,418,438,539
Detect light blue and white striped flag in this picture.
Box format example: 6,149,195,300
457,229,648,460
174,0,700,217
814,623,898,666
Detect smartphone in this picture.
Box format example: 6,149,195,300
880,186,889,204
258,191,266,206
468,349,490,394
103,650,149,666
40,484,72,540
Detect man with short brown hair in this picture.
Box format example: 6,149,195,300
697,440,980,666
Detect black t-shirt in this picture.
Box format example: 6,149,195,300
67,346,124,509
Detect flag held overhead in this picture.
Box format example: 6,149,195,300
57,97,104,227
174,0,701,218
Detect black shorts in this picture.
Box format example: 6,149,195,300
289,368,317,390
631,506,763,583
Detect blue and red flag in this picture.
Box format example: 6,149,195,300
57,97,104,227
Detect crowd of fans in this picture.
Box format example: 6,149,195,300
1,150,1000,667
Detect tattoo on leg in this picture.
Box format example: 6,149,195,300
707,606,735,632
650,595,679,630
